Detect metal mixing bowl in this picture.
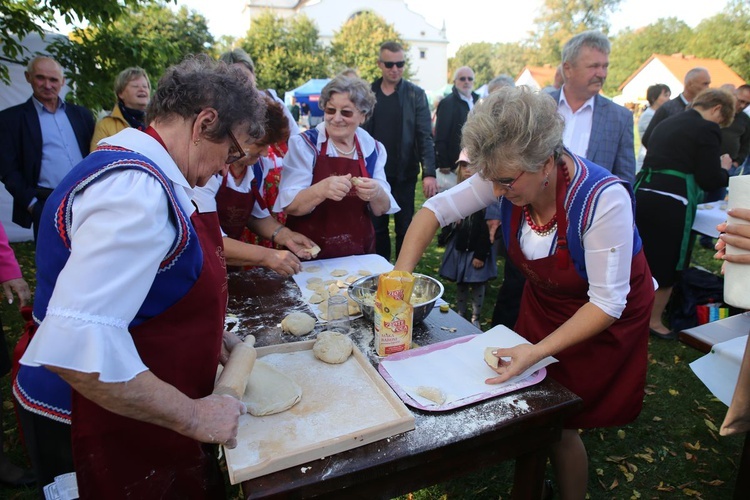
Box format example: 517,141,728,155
348,273,444,325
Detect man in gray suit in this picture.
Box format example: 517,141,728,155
550,31,635,183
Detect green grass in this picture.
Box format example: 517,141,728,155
0,189,744,499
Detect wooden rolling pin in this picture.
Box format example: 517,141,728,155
214,335,256,400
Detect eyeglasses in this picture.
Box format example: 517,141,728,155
381,61,405,69
458,76,474,82
489,170,525,191
225,129,247,164
324,107,356,118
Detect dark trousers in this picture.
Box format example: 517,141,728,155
491,233,525,329
372,178,416,262
17,405,74,497
32,188,54,242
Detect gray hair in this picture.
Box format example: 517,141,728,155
487,74,515,94
114,67,150,97
26,56,63,75
462,87,563,177
319,75,377,121
147,54,266,143
219,48,255,75
452,66,474,81
561,30,610,64
685,67,709,85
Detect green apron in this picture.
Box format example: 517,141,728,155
635,167,703,270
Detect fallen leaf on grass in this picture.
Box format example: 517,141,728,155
617,429,626,439
674,355,681,364
617,464,634,482
685,452,695,461
609,478,619,490
596,468,604,476
634,453,654,463
644,387,655,395
605,455,627,463
704,419,718,432
630,490,641,499
681,487,702,496
684,441,701,451
655,482,675,492
701,479,724,486
652,416,662,421
669,388,680,396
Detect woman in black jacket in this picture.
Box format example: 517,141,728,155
635,88,734,339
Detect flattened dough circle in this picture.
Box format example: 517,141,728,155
244,360,302,416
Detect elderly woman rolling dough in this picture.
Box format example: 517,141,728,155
394,87,654,498
15,55,263,498
274,75,399,259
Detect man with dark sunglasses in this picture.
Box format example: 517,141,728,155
364,41,437,262
434,66,479,193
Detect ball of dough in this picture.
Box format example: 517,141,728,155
281,312,316,336
313,331,354,364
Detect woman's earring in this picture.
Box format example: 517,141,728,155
543,174,550,188
193,140,200,146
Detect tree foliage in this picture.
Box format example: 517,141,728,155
49,2,213,111
241,12,328,96
685,0,750,82
605,18,692,94
0,0,151,83
329,11,410,83
531,0,623,65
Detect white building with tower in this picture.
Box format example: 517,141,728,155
246,0,448,90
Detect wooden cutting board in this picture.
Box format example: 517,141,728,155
224,340,415,484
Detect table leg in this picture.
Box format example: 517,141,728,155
512,448,548,499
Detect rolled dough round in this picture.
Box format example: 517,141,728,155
313,331,353,364
330,269,347,277
304,265,321,273
281,312,316,336
244,360,302,416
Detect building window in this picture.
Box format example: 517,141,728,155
419,49,427,59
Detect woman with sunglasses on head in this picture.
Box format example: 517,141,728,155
15,55,265,499
275,75,399,259
394,87,654,499
193,95,317,276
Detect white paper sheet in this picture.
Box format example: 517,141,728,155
380,325,558,406
292,255,394,321
693,202,727,238
690,334,749,406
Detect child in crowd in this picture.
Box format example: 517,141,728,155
438,157,497,328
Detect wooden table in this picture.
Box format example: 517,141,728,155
227,268,582,499
679,312,750,353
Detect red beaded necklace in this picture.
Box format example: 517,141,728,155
523,157,570,237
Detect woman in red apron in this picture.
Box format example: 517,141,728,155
197,96,316,275
16,56,264,498
394,87,654,499
276,76,398,259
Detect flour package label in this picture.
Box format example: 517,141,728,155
374,271,415,356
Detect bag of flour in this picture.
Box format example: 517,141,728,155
374,271,415,356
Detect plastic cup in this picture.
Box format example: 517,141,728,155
327,295,350,335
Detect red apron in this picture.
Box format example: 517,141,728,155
508,165,652,429
215,171,265,241
71,210,228,499
285,135,375,259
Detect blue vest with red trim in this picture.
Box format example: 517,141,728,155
14,145,203,423
499,152,642,280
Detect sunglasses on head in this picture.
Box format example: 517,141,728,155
458,76,474,82
381,61,405,69
324,107,355,118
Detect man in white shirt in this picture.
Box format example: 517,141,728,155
548,31,635,184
